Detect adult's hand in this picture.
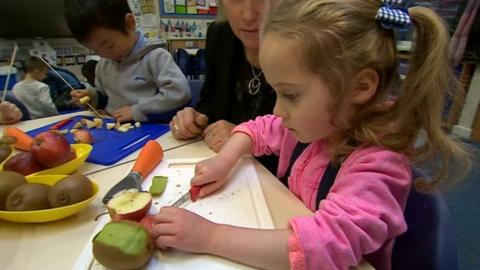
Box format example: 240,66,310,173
203,120,235,152
170,107,208,140
0,101,22,124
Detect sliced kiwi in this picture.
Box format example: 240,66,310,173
48,174,94,208
0,171,27,210
5,183,50,211
93,220,153,270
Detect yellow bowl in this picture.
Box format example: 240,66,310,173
0,174,99,223
0,144,92,176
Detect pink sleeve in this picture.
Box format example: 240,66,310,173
232,115,286,157
288,148,412,270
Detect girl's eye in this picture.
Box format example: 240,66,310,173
282,93,299,101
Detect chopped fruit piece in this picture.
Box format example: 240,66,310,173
134,122,141,128
72,121,82,129
93,118,103,128
149,176,168,196
117,126,129,132
79,96,90,104
106,123,116,130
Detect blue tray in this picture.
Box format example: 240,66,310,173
27,116,169,165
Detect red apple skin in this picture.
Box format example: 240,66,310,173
139,215,155,235
31,131,71,168
107,192,152,222
73,129,93,144
4,152,45,176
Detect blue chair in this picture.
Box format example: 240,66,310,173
175,48,194,79
391,167,458,270
193,48,206,79
188,79,204,107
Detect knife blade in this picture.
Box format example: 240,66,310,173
171,186,202,207
102,140,164,204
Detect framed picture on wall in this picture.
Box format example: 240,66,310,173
160,0,217,18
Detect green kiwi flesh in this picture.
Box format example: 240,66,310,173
93,220,153,270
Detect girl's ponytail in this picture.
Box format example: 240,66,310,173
395,6,471,189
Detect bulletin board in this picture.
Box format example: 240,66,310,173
160,0,217,18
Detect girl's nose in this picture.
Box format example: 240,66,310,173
273,101,287,119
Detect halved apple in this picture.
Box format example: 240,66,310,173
107,191,152,222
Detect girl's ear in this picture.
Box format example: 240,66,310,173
125,13,136,31
351,68,379,104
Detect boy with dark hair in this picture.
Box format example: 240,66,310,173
64,0,190,122
12,56,58,119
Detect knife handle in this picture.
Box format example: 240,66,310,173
131,140,164,179
189,186,202,202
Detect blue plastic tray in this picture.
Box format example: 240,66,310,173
27,116,169,165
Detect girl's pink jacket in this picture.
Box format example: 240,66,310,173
233,115,412,270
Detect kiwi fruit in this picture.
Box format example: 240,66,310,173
93,220,153,270
48,174,93,208
0,171,27,210
5,183,50,211
0,144,12,164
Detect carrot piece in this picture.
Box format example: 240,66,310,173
4,127,33,151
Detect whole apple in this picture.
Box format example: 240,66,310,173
4,152,45,175
31,131,71,168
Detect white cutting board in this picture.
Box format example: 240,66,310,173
74,158,274,270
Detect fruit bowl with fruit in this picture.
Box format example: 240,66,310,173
0,144,92,176
0,130,93,176
0,174,99,223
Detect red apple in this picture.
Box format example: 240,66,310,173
73,129,93,144
139,215,155,235
67,147,77,161
31,131,71,168
4,152,45,175
107,191,152,222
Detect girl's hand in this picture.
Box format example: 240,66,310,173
191,155,234,198
112,106,133,122
203,120,235,152
152,207,217,253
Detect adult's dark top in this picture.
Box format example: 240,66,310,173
196,21,278,173
196,21,276,125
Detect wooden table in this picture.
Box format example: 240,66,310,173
0,114,373,270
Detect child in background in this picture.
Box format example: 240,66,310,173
65,0,190,123
151,0,471,269
12,56,58,119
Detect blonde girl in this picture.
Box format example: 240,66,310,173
152,0,471,269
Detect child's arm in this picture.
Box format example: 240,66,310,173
131,49,190,122
191,132,252,197
153,207,292,270
39,85,58,116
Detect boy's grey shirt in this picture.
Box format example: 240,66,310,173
90,33,191,122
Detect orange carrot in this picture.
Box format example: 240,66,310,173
4,126,33,151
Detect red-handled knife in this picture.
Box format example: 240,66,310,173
171,186,203,207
